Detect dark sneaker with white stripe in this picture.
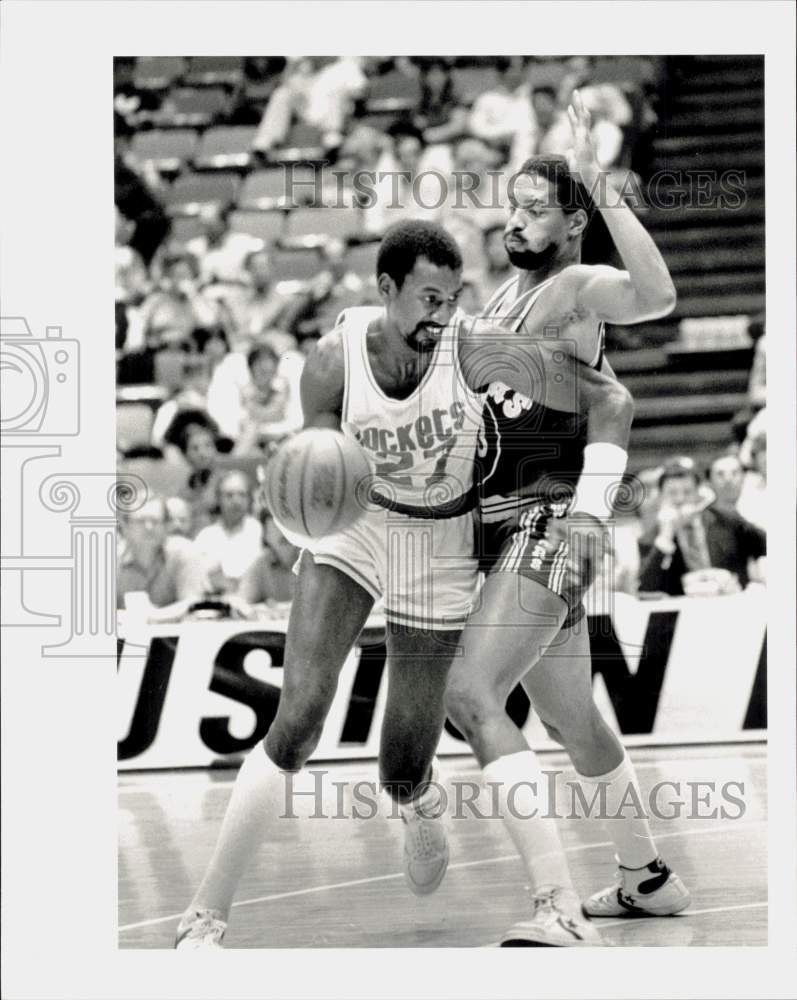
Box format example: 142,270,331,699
583,857,691,917
500,886,602,946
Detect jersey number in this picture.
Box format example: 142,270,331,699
374,438,457,488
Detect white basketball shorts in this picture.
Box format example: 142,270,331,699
304,507,478,631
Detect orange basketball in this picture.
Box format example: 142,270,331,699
263,429,373,540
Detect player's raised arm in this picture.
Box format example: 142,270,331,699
561,89,677,325
299,331,346,430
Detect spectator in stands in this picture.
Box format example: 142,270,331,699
252,57,316,155
467,57,527,158
509,85,559,168
217,248,308,345
115,206,150,352
166,410,225,533
435,137,505,293
151,350,212,448
234,344,299,455
117,496,208,619
165,496,194,538
363,120,440,235
747,314,766,410
737,411,766,532
253,56,366,156
556,56,632,129
287,238,368,339
707,453,745,513
194,470,262,592
135,251,229,352
114,114,170,266
185,205,265,287
237,509,300,615
413,58,469,146
638,462,766,596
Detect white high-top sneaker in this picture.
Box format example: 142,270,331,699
500,886,603,947
583,856,691,917
174,908,227,949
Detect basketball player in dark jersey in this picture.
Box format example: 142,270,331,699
446,92,691,945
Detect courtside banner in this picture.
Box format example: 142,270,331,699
117,589,767,771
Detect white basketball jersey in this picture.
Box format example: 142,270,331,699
338,306,484,507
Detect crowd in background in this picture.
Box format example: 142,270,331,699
113,55,766,622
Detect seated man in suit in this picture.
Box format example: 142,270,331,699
639,461,766,596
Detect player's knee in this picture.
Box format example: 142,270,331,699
444,680,499,740
540,717,565,746
267,692,335,769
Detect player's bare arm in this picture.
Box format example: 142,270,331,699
299,330,346,430
561,89,677,325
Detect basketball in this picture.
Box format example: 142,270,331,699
262,428,373,540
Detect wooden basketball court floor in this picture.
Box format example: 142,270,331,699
119,743,767,948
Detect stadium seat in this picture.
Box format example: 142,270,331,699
133,56,187,91
168,215,207,245
452,66,500,104
193,126,258,169
130,129,198,172
344,241,380,281
158,87,231,127
164,172,239,216
116,402,156,451
357,111,402,133
228,209,286,244
270,123,325,163
237,165,320,209
365,70,422,113
284,206,364,243
183,56,245,88
269,246,325,283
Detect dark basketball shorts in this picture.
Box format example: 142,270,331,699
476,499,594,629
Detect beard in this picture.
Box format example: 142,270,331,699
405,323,443,352
504,240,559,271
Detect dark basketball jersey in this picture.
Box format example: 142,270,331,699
477,275,605,522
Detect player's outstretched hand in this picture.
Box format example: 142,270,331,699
566,89,600,185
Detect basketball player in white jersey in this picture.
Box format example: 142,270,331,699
175,211,639,947
445,92,691,946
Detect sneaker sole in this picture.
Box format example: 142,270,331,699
583,893,692,918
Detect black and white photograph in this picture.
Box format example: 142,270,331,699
1,2,795,998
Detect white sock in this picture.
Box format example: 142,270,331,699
575,751,658,869
190,744,291,919
483,750,574,893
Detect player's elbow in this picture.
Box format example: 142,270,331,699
604,381,634,424
640,283,677,320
